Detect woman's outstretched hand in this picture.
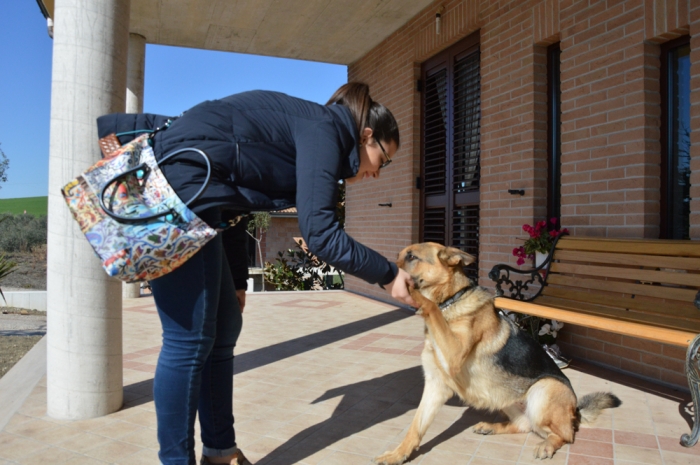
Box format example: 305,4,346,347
385,268,418,308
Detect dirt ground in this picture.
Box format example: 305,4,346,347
0,249,47,380
0,307,45,379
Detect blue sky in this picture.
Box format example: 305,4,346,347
0,2,347,199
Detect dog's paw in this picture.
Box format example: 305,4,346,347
410,290,436,316
533,440,556,459
374,450,408,465
472,422,495,435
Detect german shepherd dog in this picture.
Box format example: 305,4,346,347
374,243,621,464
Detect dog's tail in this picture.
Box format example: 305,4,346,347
576,392,622,424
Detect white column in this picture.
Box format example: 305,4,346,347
122,33,146,299
47,0,131,419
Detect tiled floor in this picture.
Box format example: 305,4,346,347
1,290,699,464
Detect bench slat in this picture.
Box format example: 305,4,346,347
541,286,700,320
494,296,696,347
554,249,700,271
549,262,700,287
534,295,700,334
546,274,698,303
556,237,700,257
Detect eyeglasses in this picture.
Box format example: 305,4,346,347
376,138,392,169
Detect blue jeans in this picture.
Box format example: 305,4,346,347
150,209,243,465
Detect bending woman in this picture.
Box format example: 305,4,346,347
97,82,415,465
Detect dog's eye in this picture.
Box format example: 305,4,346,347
406,252,416,262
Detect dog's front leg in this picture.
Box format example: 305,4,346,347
413,290,471,378
374,368,453,465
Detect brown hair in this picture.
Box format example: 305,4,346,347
326,82,400,147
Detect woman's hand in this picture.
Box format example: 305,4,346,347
385,268,418,308
236,289,246,313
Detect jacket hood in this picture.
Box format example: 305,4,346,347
327,104,360,180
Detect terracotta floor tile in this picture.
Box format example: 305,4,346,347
474,440,523,461
657,435,700,456
54,432,114,454
83,439,143,462
568,438,614,458
16,446,81,465
661,449,700,464
567,453,613,465
91,419,146,440
418,448,473,464
4,417,59,438
0,433,48,461
317,450,373,464
613,430,657,448
575,427,612,443
58,456,107,465
614,444,663,464
469,456,517,465
120,427,159,449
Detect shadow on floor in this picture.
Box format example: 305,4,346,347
234,308,414,375
122,308,414,409
568,359,693,429
256,366,497,465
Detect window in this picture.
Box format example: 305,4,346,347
421,32,480,280
661,37,691,239
547,43,562,221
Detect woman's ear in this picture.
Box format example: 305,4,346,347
360,127,373,145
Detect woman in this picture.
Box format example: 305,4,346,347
98,82,415,465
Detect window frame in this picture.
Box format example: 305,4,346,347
660,35,691,240
547,43,562,221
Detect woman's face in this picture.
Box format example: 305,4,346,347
345,128,398,185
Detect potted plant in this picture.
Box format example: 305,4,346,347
508,217,570,368
512,218,568,267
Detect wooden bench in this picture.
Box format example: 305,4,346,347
488,235,700,448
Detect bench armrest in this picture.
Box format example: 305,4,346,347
488,263,547,302
488,238,560,302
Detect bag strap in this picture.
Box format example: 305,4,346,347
98,139,213,224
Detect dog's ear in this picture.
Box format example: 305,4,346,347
438,247,475,267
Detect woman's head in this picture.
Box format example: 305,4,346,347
327,82,400,183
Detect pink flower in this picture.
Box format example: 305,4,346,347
550,217,558,225
516,257,525,266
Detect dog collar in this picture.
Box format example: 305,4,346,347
439,286,471,311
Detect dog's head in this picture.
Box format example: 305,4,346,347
397,242,475,301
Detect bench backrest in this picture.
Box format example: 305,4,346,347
543,236,700,333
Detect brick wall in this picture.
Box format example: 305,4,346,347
344,0,698,390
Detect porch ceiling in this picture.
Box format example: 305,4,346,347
40,0,434,65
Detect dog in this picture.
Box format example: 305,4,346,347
374,243,621,464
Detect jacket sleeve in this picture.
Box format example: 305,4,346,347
295,121,398,286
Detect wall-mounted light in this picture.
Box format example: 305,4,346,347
436,6,445,35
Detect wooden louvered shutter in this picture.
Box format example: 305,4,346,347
422,66,448,244
421,33,480,281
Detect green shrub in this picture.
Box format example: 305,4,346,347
0,213,47,252
264,240,344,291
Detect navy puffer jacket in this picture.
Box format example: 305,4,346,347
97,91,397,286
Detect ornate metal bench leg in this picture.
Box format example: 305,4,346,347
681,334,700,447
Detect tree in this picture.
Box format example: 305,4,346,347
247,212,271,272
0,143,8,190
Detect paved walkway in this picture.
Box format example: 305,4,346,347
0,291,698,464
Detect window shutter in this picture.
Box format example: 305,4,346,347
421,33,480,281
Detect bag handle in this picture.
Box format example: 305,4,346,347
98,145,212,224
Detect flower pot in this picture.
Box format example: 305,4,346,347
535,251,547,268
